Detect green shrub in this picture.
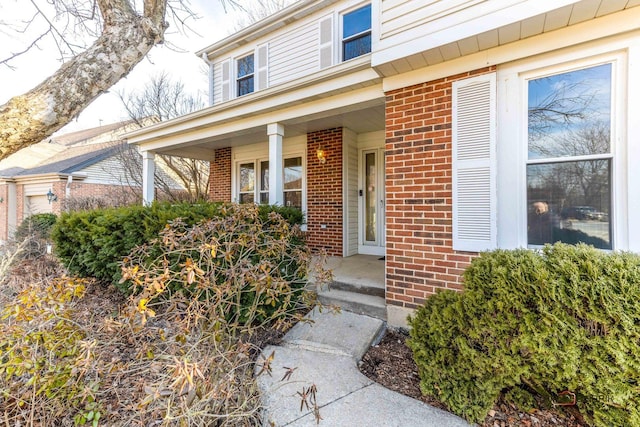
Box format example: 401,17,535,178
15,213,58,241
408,243,640,427
122,203,313,328
51,201,304,287
13,213,57,258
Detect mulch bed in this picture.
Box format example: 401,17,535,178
359,329,587,427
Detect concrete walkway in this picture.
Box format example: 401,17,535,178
256,307,472,426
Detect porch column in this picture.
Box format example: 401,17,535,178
267,123,284,205
142,151,156,206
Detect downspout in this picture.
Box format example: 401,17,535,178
201,52,215,107
65,175,73,199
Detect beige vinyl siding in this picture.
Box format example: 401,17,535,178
380,0,489,40
212,59,224,105
269,21,320,87
82,157,129,185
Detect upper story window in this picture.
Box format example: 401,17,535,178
237,54,255,96
342,4,371,61
526,63,613,249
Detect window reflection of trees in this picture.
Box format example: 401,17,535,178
526,64,612,249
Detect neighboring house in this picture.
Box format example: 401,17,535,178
126,0,640,326
0,121,183,241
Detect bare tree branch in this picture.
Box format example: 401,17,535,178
115,71,209,201
0,0,177,160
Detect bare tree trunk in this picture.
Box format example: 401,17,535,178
0,0,167,160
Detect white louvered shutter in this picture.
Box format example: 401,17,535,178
256,44,268,91
318,15,333,69
221,59,231,102
452,73,497,252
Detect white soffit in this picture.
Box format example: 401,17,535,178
373,0,582,67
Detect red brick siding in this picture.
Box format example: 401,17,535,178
16,185,24,223
0,184,8,241
209,147,232,202
65,182,138,208
385,67,495,309
306,128,343,256
52,181,66,214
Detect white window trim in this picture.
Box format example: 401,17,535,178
235,51,255,98
339,2,372,62
497,48,629,251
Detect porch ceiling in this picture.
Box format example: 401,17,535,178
374,0,640,77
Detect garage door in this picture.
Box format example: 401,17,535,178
25,195,52,216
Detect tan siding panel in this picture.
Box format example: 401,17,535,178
269,22,319,87
213,60,223,105
81,157,128,185
380,0,487,39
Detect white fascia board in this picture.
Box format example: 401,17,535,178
382,6,640,92
10,174,70,184
372,0,581,68
132,83,384,153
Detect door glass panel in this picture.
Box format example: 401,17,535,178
365,152,377,243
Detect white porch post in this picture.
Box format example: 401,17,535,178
267,123,284,205
142,151,156,206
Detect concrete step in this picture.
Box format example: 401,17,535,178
317,287,386,320
329,279,385,298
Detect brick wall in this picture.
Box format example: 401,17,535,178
52,181,66,214
16,185,24,224
209,147,232,202
306,128,343,256
65,182,138,210
385,67,495,310
0,184,8,241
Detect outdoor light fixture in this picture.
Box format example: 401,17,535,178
46,189,58,204
316,147,327,164
0,197,3,203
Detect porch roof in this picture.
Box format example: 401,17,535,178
125,56,385,161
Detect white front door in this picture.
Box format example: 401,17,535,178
359,148,385,256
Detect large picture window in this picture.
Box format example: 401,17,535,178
526,63,613,249
237,156,303,208
342,4,371,61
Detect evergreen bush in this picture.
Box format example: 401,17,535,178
51,201,304,287
408,243,640,427
13,213,58,258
